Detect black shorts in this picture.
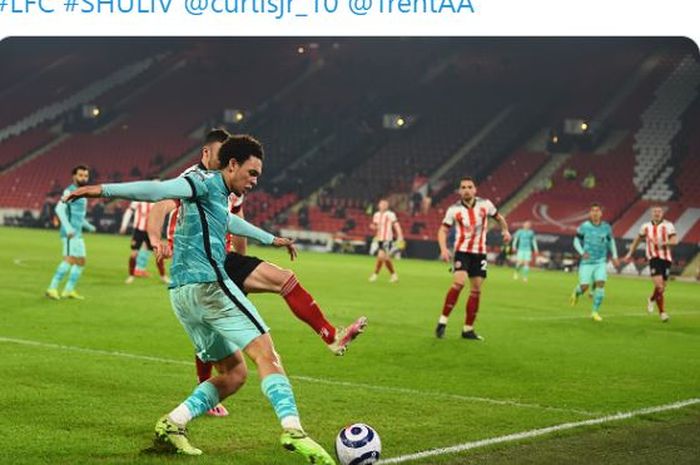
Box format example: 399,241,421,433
377,240,394,252
224,252,264,291
649,257,671,281
130,229,152,251
453,252,488,278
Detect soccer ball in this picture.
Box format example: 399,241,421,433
335,423,381,465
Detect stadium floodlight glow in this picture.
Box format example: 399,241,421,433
552,135,559,144
92,107,100,117
234,111,245,122
581,122,589,131
396,116,406,127
297,46,305,54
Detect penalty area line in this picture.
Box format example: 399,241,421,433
378,397,700,464
0,335,595,416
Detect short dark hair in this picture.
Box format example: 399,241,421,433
204,128,232,144
460,176,477,185
590,202,602,209
218,135,264,168
72,165,89,175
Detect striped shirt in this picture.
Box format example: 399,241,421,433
442,198,498,254
639,220,676,262
127,201,153,231
372,210,398,241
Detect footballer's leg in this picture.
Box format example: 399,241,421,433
243,259,366,356
571,264,591,306
156,351,247,455
126,249,138,284
462,276,484,340
245,334,335,465
651,274,669,321
436,270,466,338
62,251,86,299
47,257,71,299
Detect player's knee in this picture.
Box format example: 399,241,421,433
655,285,665,294
451,282,464,291
276,269,295,294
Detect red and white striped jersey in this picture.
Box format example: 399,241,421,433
639,220,676,262
373,210,399,241
225,193,246,252
128,201,153,231
442,198,498,254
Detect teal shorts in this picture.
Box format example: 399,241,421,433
516,250,532,262
169,280,269,363
62,237,86,258
578,262,607,285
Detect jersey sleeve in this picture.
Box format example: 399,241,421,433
486,200,498,217
442,206,456,227
54,194,74,234
102,177,205,202
372,212,379,225
666,222,677,236
389,211,398,224
607,225,618,259
638,223,648,237
512,230,520,249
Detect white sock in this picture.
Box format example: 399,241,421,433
463,325,474,332
281,415,303,431
168,403,193,426
439,315,448,325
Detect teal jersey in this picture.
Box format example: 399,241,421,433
513,228,537,253
169,170,234,287
101,173,274,288
56,184,88,238
574,220,617,265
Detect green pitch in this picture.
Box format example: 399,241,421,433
1,227,698,465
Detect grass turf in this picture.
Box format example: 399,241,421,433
0,227,698,464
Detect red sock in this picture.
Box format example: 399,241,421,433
385,260,395,274
128,256,136,276
442,284,463,317
656,288,665,313
281,275,336,344
465,290,481,326
156,257,166,277
195,356,213,383
374,259,384,274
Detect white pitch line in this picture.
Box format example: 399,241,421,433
519,311,699,321
0,336,595,416
379,397,700,464
12,258,29,267
291,376,598,417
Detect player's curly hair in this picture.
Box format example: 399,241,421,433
218,135,264,168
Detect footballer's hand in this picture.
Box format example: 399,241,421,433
153,241,172,261
66,231,75,239
64,185,103,202
582,253,590,260
612,258,621,268
623,253,632,263
440,248,452,263
273,237,297,261
502,230,512,244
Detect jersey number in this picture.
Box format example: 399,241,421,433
480,259,487,271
